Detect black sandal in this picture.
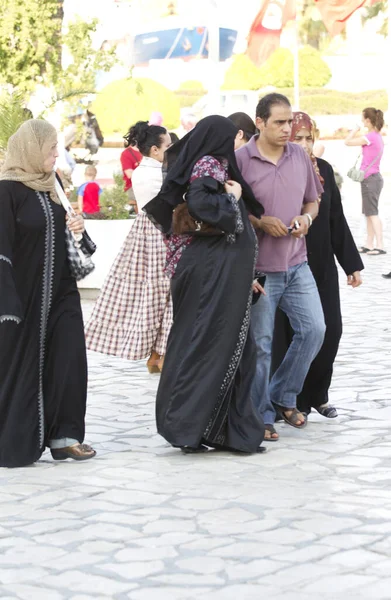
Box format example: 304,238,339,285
180,444,209,454
367,248,387,255
273,404,307,429
264,424,279,442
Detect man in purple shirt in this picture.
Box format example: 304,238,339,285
236,93,326,441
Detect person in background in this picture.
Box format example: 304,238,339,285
272,111,363,421
120,125,143,214
227,112,258,150
236,93,325,442
86,122,172,374
169,132,179,144
180,110,197,136
149,111,164,126
345,107,385,256
77,165,102,218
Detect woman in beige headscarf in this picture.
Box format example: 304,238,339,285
0,119,96,467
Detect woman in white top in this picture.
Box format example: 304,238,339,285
86,122,172,373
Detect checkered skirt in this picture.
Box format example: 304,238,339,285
85,214,172,360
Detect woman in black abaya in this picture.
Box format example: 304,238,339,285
0,119,95,467
144,115,266,453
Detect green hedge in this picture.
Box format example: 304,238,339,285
277,88,388,115
92,78,180,134
223,47,331,90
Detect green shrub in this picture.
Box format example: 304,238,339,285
223,54,264,91
177,80,205,92
224,47,331,90
175,80,206,108
257,47,331,88
99,172,134,220
276,89,388,116
91,78,180,134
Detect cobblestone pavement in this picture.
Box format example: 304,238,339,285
1,154,391,599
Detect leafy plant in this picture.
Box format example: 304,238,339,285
91,78,180,134
99,172,133,220
0,90,32,157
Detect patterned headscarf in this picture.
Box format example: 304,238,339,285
290,112,324,184
0,119,60,203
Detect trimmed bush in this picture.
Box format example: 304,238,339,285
178,80,205,92
223,47,331,90
257,47,331,88
223,54,264,91
277,88,388,115
91,78,180,134
175,80,206,108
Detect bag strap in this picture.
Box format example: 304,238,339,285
363,149,382,174
55,179,76,217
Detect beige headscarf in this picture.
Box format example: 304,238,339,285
0,119,60,204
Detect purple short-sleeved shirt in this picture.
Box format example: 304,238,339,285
236,136,323,273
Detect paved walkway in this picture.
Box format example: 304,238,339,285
1,155,391,599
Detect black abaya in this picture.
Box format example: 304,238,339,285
0,181,87,467
271,158,363,412
156,181,265,452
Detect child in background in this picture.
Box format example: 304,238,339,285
77,166,102,217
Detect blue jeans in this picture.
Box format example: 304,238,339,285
251,262,326,425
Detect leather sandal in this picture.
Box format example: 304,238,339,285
273,404,307,429
51,443,96,461
264,424,279,442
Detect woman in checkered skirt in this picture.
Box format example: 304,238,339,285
85,122,173,372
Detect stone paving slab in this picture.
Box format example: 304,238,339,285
1,170,391,599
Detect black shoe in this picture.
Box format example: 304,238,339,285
382,272,391,279
315,404,338,418
180,444,209,454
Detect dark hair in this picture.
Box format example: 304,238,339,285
363,107,384,132
256,93,291,122
169,131,179,144
124,120,167,156
227,112,257,142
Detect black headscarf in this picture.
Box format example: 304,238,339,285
143,115,263,233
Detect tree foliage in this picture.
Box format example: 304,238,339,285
0,0,62,91
363,0,387,36
0,0,116,97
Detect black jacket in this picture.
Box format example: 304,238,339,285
306,158,364,284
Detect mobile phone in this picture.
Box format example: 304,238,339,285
288,220,300,234
257,275,266,287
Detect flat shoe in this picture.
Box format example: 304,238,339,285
367,248,387,255
180,444,209,454
51,443,96,461
273,404,307,429
358,246,371,253
315,405,338,418
264,424,279,442
382,272,391,279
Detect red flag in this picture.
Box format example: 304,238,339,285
246,0,296,67
315,0,378,36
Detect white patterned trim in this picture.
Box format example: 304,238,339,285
36,192,55,449
0,254,12,266
226,193,244,245
0,314,22,324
